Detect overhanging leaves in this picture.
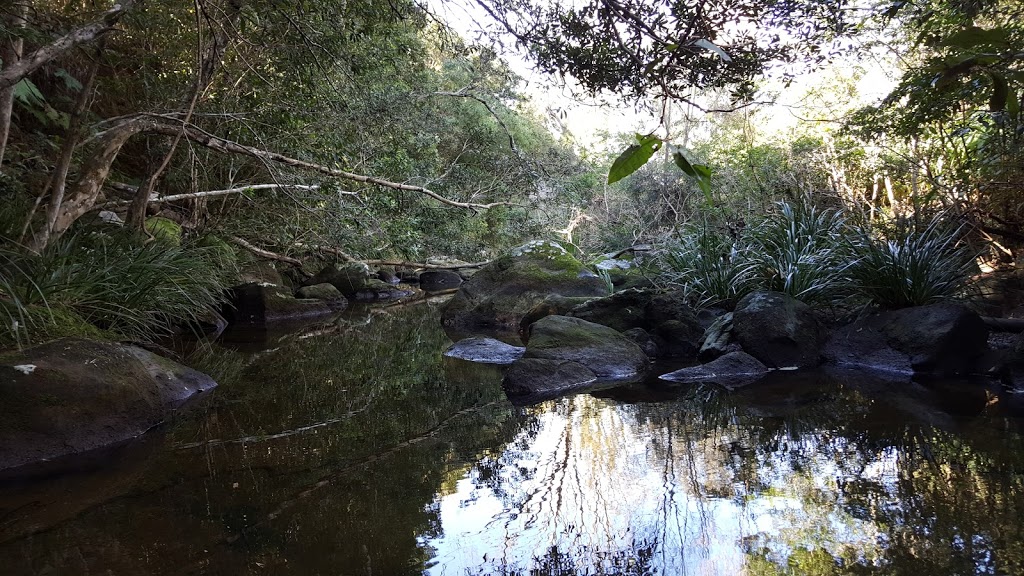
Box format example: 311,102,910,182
608,134,662,184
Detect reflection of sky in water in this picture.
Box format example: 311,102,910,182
422,394,888,575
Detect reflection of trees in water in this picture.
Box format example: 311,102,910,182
453,374,1024,575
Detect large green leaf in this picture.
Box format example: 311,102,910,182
673,150,713,201
607,134,662,184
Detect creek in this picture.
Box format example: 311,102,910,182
2,299,1024,575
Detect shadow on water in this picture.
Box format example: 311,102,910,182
2,301,1024,575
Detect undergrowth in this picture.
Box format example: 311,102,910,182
1,227,237,349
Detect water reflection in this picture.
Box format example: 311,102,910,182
422,373,1024,575
0,302,1023,575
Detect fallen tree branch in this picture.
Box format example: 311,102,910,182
362,259,492,270
229,235,308,274
96,183,328,209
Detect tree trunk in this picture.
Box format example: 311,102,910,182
0,2,28,169
27,51,101,251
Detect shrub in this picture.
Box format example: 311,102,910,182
745,202,852,304
847,215,976,308
658,222,756,308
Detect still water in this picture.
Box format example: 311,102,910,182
2,300,1024,575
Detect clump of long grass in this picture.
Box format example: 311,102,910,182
745,202,852,304
1,228,237,348
658,222,756,308
846,214,977,308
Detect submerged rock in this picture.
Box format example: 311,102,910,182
0,338,216,471
523,315,649,379
441,241,608,339
824,303,988,375
731,291,825,368
659,351,770,390
444,337,525,365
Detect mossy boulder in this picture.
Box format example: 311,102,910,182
296,282,344,301
501,358,597,403
238,260,284,286
144,216,182,245
304,262,372,296
441,240,608,341
0,338,216,471
568,288,704,359
522,315,649,379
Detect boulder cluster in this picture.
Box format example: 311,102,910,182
441,241,1004,403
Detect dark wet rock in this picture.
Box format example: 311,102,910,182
659,351,770,389
419,269,463,291
623,327,658,358
376,268,400,285
441,241,608,339
699,312,741,361
0,338,216,471
731,291,825,368
352,279,416,301
444,337,525,365
824,303,989,376
501,358,597,400
524,315,649,379
224,283,340,324
566,288,703,359
458,268,480,281
296,282,344,301
651,319,705,360
569,288,652,332
304,262,372,296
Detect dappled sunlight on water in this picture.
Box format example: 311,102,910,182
1,302,1024,575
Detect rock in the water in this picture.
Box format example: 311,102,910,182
419,269,463,291
224,283,341,324
731,291,825,368
824,303,989,375
659,351,770,389
296,282,344,301
304,262,371,296
441,241,608,339
524,315,649,379
444,337,525,365
567,288,703,359
376,268,400,285
501,358,597,400
0,338,216,471
352,279,416,301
